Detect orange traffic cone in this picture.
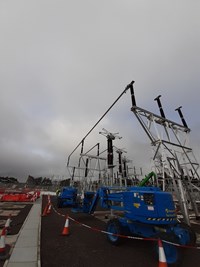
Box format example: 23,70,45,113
4,214,12,234
62,215,70,236
42,203,49,217
0,228,6,259
5,214,11,229
158,239,168,267
46,203,52,214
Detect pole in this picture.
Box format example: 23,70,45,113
175,106,188,129
154,95,166,118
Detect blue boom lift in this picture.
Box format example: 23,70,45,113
70,179,196,264
57,186,77,208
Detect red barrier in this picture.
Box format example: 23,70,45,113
0,190,40,202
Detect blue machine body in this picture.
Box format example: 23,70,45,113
57,186,77,208
75,186,177,222
70,185,195,264
82,186,177,224
122,186,177,225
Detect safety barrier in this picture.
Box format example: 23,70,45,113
0,190,40,202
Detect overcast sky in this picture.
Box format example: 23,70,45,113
0,1,200,182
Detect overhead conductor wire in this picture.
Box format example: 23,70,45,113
67,81,135,166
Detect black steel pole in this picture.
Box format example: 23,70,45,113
123,160,127,178
175,106,188,128
97,143,100,156
118,152,122,174
84,158,89,177
129,81,136,106
72,167,75,181
154,95,166,118
107,138,113,168
81,139,84,153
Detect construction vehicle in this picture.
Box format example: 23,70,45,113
56,186,77,208
71,180,196,264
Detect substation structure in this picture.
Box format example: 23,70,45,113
67,81,200,225
129,81,200,225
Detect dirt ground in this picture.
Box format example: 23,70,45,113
41,195,200,267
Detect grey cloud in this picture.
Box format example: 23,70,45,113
0,1,199,181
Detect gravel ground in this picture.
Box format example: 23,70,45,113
41,195,200,267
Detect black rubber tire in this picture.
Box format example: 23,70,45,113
106,218,123,246
177,222,196,245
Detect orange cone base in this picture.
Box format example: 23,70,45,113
42,204,49,217
46,204,51,214
158,263,168,267
62,227,69,236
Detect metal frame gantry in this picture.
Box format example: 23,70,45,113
127,81,200,225
67,141,108,192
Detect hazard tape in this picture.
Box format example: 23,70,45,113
51,204,65,218
47,195,200,250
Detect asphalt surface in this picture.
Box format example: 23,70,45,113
41,195,200,267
